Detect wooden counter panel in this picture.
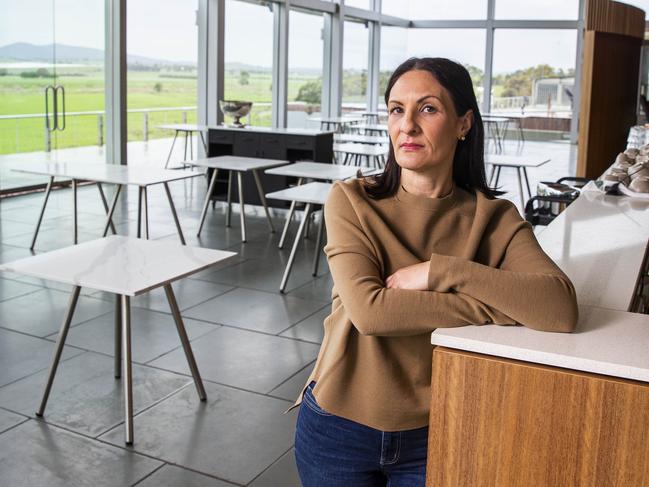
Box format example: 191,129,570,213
427,347,649,487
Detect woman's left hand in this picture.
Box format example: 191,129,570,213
385,262,429,290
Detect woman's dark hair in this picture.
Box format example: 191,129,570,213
363,57,503,199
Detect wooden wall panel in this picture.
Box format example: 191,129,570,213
427,347,649,487
586,0,645,38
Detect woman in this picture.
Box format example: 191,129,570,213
294,57,578,486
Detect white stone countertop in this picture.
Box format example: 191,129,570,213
431,187,649,383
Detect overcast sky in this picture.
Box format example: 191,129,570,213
1,0,645,73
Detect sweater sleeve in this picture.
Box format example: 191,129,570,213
324,183,517,337
427,205,579,333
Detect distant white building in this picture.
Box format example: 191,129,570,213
532,77,575,107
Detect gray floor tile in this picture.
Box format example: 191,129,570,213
149,326,320,393
183,287,325,334
136,465,236,487
0,352,192,437
92,279,234,313
287,273,333,302
99,382,297,486
53,307,219,364
0,278,42,302
249,449,302,487
0,328,83,387
279,306,329,344
3,226,99,252
0,407,28,434
0,289,113,337
0,420,162,487
268,362,315,403
0,243,37,264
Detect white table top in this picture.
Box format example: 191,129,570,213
536,189,649,312
206,125,333,137
334,134,389,145
308,116,363,124
11,162,201,187
354,124,388,132
187,156,289,172
265,162,376,180
0,236,236,297
482,116,510,123
431,304,649,383
266,182,332,205
333,143,388,156
158,123,208,132
484,155,551,168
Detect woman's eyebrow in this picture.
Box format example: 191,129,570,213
389,95,442,105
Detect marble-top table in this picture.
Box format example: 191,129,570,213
12,162,201,248
333,143,388,169
484,154,551,208
0,235,236,445
334,133,389,145
266,182,332,292
158,123,209,168
187,156,289,242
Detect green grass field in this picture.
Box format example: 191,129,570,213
0,67,338,155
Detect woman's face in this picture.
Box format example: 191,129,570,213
387,69,472,175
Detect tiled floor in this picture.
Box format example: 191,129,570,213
0,138,577,486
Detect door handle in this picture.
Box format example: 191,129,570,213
44,85,57,132
55,85,66,131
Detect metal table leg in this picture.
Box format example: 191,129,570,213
136,187,143,239
516,167,525,210
278,177,304,249
114,294,122,379
197,169,219,236
522,167,532,200
102,185,122,237
237,171,247,242
198,131,207,155
252,169,275,233
488,164,496,186
494,165,502,187
312,208,325,276
225,171,233,227
183,131,189,162
30,176,54,250
164,130,179,169
163,182,186,245
72,179,78,245
280,203,312,293
97,183,117,234
143,186,149,239
164,284,207,401
121,294,134,445
36,286,81,417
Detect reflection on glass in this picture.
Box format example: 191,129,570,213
409,0,487,20
224,0,274,127
127,0,197,163
344,0,371,10
343,20,369,112
495,0,579,20
288,10,324,128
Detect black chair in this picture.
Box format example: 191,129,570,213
524,177,593,226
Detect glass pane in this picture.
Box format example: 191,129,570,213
288,10,324,128
495,0,579,20
491,29,577,138
224,0,274,128
408,0,488,20
127,0,198,165
0,0,55,191
53,0,105,163
379,26,408,110
342,20,369,112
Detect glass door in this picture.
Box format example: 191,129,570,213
0,0,105,193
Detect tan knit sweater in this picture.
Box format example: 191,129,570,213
301,178,578,432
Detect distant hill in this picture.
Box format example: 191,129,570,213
0,42,191,66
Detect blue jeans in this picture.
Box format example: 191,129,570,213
295,382,428,487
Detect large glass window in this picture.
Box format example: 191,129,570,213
342,20,369,112
0,0,105,192
344,0,372,10
127,0,198,164
224,0,274,127
495,0,579,20
288,10,324,128
379,26,408,108
491,29,577,136
408,0,488,20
